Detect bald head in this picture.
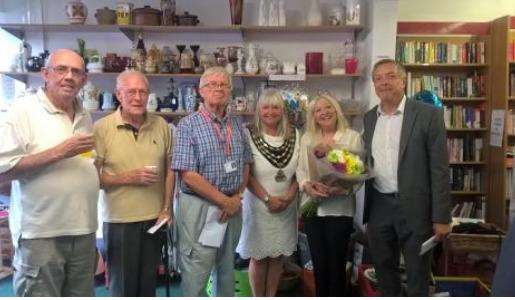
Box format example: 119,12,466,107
41,49,87,104
45,49,85,70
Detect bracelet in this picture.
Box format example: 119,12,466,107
263,194,270,204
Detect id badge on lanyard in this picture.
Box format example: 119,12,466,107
200,107,237,174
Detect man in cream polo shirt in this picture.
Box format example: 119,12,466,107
0,49,99,296
94,70,173,297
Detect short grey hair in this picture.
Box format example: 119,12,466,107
371,58,407,82
116,70,149,90
199,66,232,89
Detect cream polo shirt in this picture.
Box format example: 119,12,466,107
0,88,99,246
94,109,173,223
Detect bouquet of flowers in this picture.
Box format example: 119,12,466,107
300,144,372,218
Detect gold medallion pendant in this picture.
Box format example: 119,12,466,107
275,169,287,182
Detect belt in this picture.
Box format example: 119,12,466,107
180,190,238,197
373,188,399,198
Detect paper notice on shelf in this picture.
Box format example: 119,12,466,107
198,205,228,248
147,218,168,234
419,235,439,256
490,109,505,147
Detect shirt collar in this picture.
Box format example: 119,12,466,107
377,95,406,117
114,107,151,131
37,88,85,116
200,104,229,123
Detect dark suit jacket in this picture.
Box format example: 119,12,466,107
363,98,451,235
492,219,515,296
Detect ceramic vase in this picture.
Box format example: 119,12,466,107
307,0,322,26
65,0,88,24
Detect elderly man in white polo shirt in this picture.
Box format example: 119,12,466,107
0,49,99,296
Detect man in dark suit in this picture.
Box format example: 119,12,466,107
363,58,451,296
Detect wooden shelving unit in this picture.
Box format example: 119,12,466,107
449,161,486,165
488,15,515,230
446,128,488,132
403,63,488,68
396,25,492,223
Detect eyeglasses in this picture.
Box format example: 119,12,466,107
202,82,231,90
123,89,149,98
47,65,86,78
372,73,401,82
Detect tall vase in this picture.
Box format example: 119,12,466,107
258,0,268,26
229,0,243,25
268,0,279,26
245,43,259,75
278,0,286,26
307,0,322,26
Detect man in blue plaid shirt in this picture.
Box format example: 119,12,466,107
172,67,252,296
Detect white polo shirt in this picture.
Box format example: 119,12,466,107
0,88,99,246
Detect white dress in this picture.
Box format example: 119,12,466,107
237,129,300,260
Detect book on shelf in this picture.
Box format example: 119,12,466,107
449,166,481,191
451,199,485,220
406,71,486,98
507,156,515,200
396,40,485,64
509,40,515,62
507,109,515,135
443,105,484,129
447,136,483,162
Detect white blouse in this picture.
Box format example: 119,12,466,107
296,128,363,217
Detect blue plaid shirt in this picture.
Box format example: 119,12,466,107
172,109,253,195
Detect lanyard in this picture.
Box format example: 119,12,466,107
199,106,233,157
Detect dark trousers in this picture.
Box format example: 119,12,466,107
304,216,354,297
367,189,431,296
104,220,163,297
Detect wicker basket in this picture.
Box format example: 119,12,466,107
446,233,503,253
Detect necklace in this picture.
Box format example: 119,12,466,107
249,127,296,182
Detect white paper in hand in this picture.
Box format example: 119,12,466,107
147,218,168,234
198,205,228,248
419,235,439,256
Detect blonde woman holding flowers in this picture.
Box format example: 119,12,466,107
296,94,363,296
236,89,300,297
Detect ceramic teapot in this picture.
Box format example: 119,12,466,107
95,7,116,25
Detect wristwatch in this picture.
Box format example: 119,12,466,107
263,194,270,204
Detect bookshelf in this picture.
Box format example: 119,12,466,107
489,16,515,230
396,22,491,222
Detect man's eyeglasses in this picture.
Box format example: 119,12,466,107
372,73,400,83
202,82,231,90
123,89,149,98
47,65,86,78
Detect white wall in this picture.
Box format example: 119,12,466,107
398,0,515,22
357,0,398,111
